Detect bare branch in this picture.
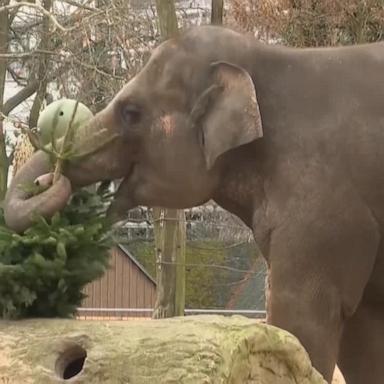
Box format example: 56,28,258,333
3,64,69,116
0,112,29,129
53,99,79,183
7,67,25,85
69,54,125,80
61,0,97,12
0,49,59,58
0,2,71,32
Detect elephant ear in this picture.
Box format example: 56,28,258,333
191,61,263,169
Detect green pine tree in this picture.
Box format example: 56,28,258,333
0,187,113,319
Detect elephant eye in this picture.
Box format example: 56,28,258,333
120,103,141,126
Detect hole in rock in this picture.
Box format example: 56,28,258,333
55,344,87,380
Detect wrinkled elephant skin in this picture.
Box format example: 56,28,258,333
4,26,384,384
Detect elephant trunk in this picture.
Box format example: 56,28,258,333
3,107,125,233
3,151,72,233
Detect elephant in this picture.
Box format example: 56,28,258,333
3,25,384,383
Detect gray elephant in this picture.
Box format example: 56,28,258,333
4,26,384,384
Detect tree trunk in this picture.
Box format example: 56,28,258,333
153,0,186,319
211,0,224,25
0,0,10,201
0,316,328,384
0,120,7,201
155,0,179,39
28,0,52,129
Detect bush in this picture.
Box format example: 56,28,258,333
229,0,384,46
0,188,113,319
127,239,260,309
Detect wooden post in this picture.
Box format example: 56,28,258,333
211,0,224,25
174,210,186,316
153,208,185,318
153,0,186,319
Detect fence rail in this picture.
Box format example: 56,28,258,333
76,307,266,319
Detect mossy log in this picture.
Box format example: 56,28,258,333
0,315,326,384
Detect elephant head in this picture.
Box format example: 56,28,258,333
3,26,263,233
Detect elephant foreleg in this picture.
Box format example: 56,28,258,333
338,297,384,384
267,265,344,382
265,199,379,382
338,240,384,384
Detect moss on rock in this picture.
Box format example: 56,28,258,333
0,315,325,383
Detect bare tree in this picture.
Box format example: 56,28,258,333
0,1,153,199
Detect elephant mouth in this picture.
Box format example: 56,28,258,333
104,163,137,224
115,162,135,188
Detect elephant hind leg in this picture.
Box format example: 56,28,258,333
338,296,384,384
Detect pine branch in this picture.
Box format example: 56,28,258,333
52,100,79,184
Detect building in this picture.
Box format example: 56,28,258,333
79,241,266,320
79,244,156,319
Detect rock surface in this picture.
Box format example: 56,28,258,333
0,315,327,383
